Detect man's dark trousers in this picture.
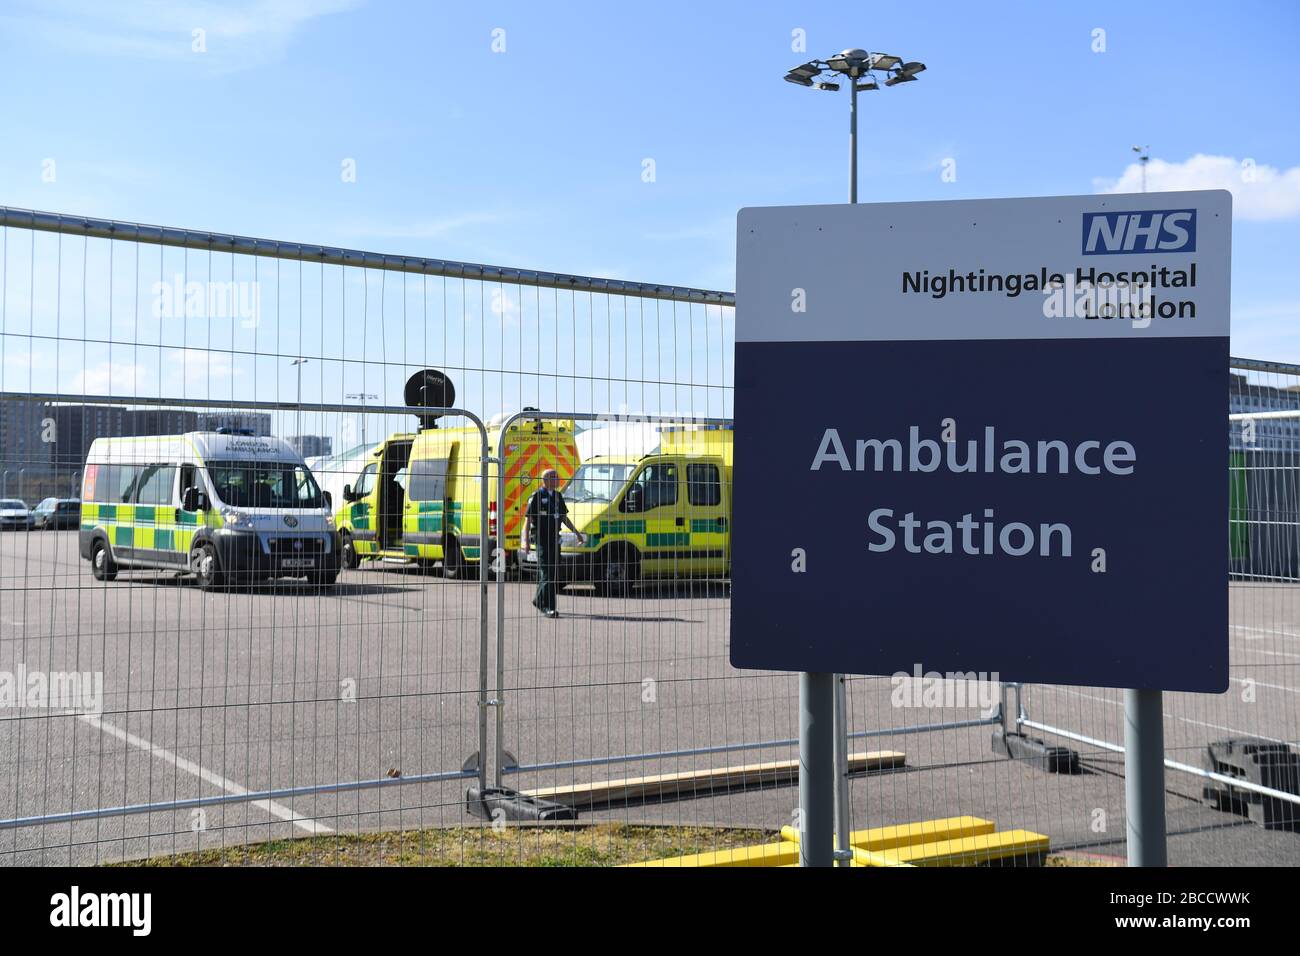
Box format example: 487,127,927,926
533,534,559,613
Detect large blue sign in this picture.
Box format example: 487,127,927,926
730,191,1231,692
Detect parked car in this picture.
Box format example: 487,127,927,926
0,499,32,530
32,497,81,530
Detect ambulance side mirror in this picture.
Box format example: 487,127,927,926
182,487,208,512
342,484,354,502
323,491,333,510
623,484,644,514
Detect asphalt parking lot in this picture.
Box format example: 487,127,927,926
1,530,1298,865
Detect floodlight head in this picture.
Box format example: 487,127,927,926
897,61,926,77
816,81,840,91
789,62,821,79
855,79,879,92
869,53,902,70
826,48,869,74
884,71,917,86
784,73,815,87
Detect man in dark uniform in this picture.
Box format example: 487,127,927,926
523,468,584,618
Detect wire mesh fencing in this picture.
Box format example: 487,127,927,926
1,205,1297,867
0,206,753,866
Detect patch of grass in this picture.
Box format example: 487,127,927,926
110,823,771,868
1045,852,1123,867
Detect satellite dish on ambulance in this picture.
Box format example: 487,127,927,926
404,369,456,429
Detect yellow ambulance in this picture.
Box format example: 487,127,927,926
523,424,732,595
335,413,579,578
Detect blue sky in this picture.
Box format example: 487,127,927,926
0,0,1297,425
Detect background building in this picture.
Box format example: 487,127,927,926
0,395,275,501
288,435,332,457
1230,373,1300,451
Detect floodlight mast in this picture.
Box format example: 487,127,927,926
1132,145,1151,193
784,49,926,205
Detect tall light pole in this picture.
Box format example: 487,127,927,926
785,50,926,205
1132,145,1150,193
291,358,308,447
784,46,926,868
346,392,379,448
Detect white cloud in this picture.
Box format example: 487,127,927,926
4,349,55,371
176,348,238,386
3,0,360,72
70,362,151,395
1095,154,1300,220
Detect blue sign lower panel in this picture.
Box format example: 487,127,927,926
730,336,1228,692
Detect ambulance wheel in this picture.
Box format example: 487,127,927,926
191,542,225,591
595,545,640,598
340,532,359,570
91,540,117,582
443,536,466,580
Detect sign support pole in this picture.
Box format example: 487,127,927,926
800,671,836,866
1124,688,1168,866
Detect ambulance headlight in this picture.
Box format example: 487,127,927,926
560,532,581,548
221,508,251,528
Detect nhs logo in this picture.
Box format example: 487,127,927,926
1082,209,1196,255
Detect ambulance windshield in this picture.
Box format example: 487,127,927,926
208,461,325,510
566,462,633,503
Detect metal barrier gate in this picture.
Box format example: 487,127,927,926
0,393,490,864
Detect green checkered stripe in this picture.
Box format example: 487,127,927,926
81,501,212,553
403,501,464,559
405,499,462,535
347,501,371,530
579,516,726,551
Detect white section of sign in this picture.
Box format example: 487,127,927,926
736,191,1231,343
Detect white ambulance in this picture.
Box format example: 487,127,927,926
79,430,340,589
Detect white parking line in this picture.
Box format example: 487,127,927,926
1238,645,1300,661
1230,624,1300,642
81,713,333,835
1231,676,1300,696
1040,684,1293,745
